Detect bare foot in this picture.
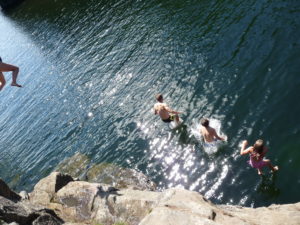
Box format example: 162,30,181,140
272,166,279,172
11,83,22,88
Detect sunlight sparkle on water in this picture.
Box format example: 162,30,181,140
205,163,229,199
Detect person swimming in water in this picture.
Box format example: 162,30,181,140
240,139,279,175
0,57,22,91
200,118,226,146
154,94,182,124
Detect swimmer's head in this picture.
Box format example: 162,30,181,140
200,118,209,127
156,94,163,102
254,139,264,153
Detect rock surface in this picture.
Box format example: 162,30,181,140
0,196,63,225
56,153,156,191
86,163,156,191
1,172,300,225
0,179,20,202
29,172,73,205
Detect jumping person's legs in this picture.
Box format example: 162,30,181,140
257,168,263,175
0,72,6,91
265,159,278,172
0,62,22,88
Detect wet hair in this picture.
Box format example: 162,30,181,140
200,118,209,127
156,94,163,102
253,139,264,154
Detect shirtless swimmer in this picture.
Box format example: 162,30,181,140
154,94,182,124
200,118,226,143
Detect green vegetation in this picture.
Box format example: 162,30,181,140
113,222,128,225
56,152,90,178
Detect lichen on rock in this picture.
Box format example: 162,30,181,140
56,152,156,191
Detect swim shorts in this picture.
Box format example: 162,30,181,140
203,141,217,148
162,114,175,123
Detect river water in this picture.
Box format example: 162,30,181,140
0,0,299,207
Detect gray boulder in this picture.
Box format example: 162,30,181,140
30,172,73,205
18,192,28,201
55,181,159,225
0,196,63,225
55,181,105,222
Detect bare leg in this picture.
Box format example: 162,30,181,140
264,159,279,172
269,163,279,172
257,168,263,175
175,115,181,124
0,72,6,91
11,67,21,87
0,62,22,88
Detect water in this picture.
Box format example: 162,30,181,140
0,0,300,207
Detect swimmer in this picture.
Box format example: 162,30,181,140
0,57,22,91
240,139,279,175
200,118,226,144
154,94,182,124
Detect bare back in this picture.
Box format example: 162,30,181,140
154,103,170,120
200,126,219,143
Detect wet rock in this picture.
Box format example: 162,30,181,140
56,153,90,179
0,179,21,202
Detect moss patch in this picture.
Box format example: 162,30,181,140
56,152,90,178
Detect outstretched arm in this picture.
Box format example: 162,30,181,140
240,140,252,155
165,105,182,114
213,129,225,141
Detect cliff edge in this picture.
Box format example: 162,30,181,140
0,172,299,225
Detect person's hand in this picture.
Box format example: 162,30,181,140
242,140,248,147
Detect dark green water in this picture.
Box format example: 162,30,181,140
0,0,300,207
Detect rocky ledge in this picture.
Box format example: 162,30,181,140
0,172,300,225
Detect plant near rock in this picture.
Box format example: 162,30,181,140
113,222,128,225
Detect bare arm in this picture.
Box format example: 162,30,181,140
153,104,159,114
213,129,225,141
260,147,268,158
164,105,182,114
240,140,252,155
